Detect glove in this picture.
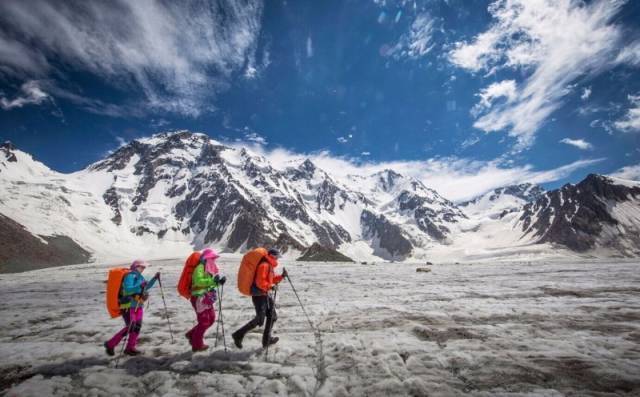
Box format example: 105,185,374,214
214,275,227,285
281,267,288,278
154,272,161,281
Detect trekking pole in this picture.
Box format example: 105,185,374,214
285,274,315,330
214,288,221,347
218,284,227,353
265,285,278,360
157,277,175,343
115,307,137,369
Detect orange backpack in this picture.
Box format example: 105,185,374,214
106,268,130,318
237,247,268,296
177,252,202,299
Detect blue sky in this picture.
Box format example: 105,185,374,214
1,0,639,201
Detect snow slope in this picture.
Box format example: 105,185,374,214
1,259,639,396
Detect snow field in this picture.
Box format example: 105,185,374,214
1,259,639,396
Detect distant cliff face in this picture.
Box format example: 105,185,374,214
518,174,640,254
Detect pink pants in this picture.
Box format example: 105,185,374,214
186,293,216,349
106,307,144,351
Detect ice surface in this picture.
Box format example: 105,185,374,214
1,258,639,396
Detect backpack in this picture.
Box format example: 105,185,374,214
237,247,268,296
177,251,202,299
106,268,130,318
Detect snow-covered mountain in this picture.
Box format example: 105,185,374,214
461,183,545,220
2,132,640,268
517,174,640,255
0,132,466,265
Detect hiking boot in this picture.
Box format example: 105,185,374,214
262,337,279,348
232,331,243,349
124,348,142,356
192,344,209,352
104,342,115,357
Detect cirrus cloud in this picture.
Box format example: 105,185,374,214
559,138,593,151
449,0,627,150
0,0,264,117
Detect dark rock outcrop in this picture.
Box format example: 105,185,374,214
0,213,92,273
1,141,18,164
361,210,412,260
297,243,354,262
519,174,640,253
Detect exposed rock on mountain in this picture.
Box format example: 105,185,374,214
297,243,354,262
0,214,91,273
361,210,413,260
518,174,640,254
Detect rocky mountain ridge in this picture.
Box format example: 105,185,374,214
1,131,639,269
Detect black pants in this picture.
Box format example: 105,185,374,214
234,295,277,347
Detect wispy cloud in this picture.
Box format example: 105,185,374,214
609,164,640,181
248,145,604,202
560,138,593,150
615,40,640,66
0,0,264,117
449,0,625,150
306,36,314,58
0,80,50,110
242,130,268,145
614,94,640,133
460,136,480,149
471,80,517,117
389,13,436,59
581,87,592,101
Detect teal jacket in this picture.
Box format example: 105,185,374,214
119,270,157,309
191,263,220,297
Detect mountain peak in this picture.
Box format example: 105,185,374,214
1,141,18,163
374,169,404,192
301,158,316,173
1,141,16,151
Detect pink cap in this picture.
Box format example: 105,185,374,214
201,248,219,261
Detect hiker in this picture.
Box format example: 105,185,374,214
184,248,226,352
232,248,287,349
104,260,159,356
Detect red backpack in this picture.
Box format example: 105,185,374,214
106,268,130,318
177,252,201,299
237,248,268,296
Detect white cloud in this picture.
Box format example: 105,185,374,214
115,137,128,147
559,138,593,150
389,13,436,59
0,80,50,110
245,144,604,202
0,0,264,117
472,80,517,116
361,152,371,156
306,36,313,58
337,137,349,144
243,131,268,145
581,87,592,101
614,94,640,133
609,164,640,181
615,40,640,66
449,0,625,150
461,136,480,149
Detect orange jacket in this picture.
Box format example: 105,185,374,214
254,257,283,294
